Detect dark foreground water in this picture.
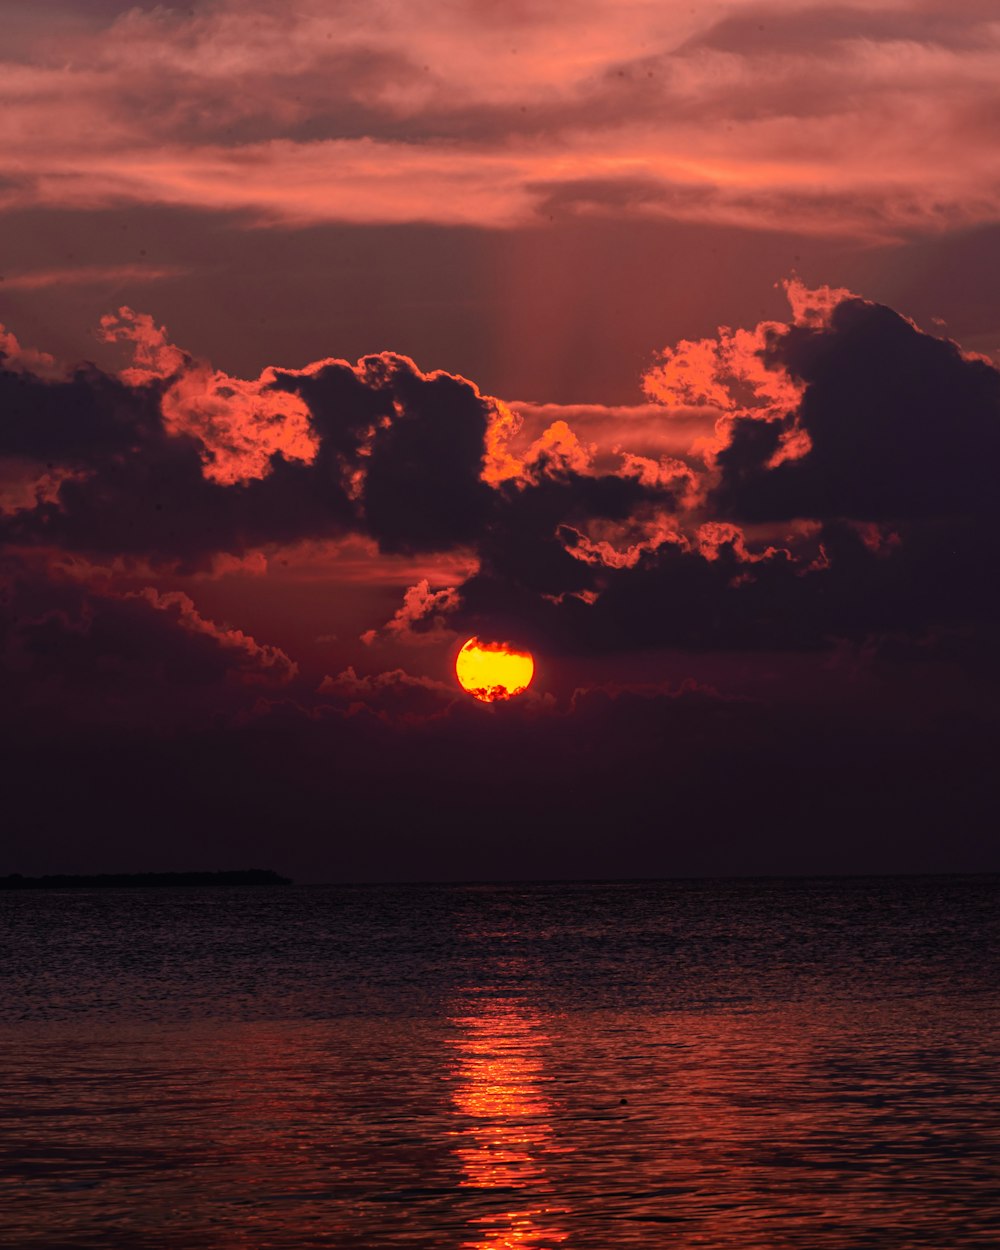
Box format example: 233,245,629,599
0,876,997,1249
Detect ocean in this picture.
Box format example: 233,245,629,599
1,876,997,1248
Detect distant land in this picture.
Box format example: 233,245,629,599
0,870,293,890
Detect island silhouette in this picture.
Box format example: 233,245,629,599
0,869,292,889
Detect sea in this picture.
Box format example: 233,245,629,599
0,876,997,1249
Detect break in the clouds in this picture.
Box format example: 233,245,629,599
2,0,999,240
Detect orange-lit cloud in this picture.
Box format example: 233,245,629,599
5,235,1000,882
561,511,683,571
0,324,56,376
696,521,786,565
482,400,525,486
640,279,858,472
510,402,718,461
643,307,802,425
783,276,859,328
366,578,464,647
98,307,320,485
522,420,596,480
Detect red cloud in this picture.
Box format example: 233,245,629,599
2,2,998,240
130,588,297,686
98,308,320,485
368,578,462,646
0,324,57,377
642,306,802,425
561,513,683,572
641,280,861,473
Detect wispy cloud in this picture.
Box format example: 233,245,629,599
0,263,187,291
0,0,997,240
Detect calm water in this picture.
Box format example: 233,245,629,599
0,877,997,1248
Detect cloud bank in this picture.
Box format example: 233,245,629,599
4,280,999,667
1,1,999,240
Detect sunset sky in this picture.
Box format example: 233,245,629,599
3,0,999,881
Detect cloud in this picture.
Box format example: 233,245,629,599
3,279,1000,680
1,560,296,728
712,296,1000,522
132,587,297,684
0,350,346,568
8,637,997,880
317,664,457,721
508,401,716,462
98,307,320,486
0,313,500,566
0,263,185,291
366,579,463,647
348,361,495,554
1,2,999,239
0,324,57,377
439,284,1000,657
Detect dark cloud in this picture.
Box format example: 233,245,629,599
683,3,997,57
5,291,1000,669
1,560,296,730
1,328,685,618
355,363,493,554
0,348,498,567
489,470,669,588
714,298,1000,523
450,505,1000,662
424,296,1000,660
3,665,997,881
0,361,150,465
0,413,352,571
268,351,497,554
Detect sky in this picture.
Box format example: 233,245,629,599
2,0,999,882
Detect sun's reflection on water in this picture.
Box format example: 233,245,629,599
449,999,570,1248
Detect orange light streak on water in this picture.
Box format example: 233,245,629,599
449,1001,570,1248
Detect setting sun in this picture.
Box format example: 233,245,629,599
455,638,534,702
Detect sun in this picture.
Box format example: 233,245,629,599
455,637,534,702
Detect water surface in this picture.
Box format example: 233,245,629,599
1,876,997,1247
